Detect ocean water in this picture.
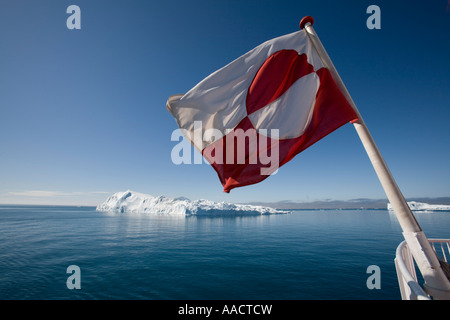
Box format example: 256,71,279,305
0,205,449,300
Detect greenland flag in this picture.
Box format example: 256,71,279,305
167,30,358,193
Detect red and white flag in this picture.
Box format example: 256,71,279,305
167,29,358,193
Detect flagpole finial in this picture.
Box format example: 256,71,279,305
299,16,314,29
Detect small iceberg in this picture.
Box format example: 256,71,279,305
387,201,450,213
96,190,290,216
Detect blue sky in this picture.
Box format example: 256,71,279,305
1,0,449,205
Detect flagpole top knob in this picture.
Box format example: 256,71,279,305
299,16,314,29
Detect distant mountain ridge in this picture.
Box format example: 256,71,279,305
246,197,450,210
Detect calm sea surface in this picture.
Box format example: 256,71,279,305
0,205,449,300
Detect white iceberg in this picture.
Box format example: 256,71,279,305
96,190,290,216
387,201,450,212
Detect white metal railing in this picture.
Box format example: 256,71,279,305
429,239,450,263
395,239,450,300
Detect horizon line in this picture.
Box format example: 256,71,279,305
1,195,450,209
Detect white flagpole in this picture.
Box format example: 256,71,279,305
299,16,450,299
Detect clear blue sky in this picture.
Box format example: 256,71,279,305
1,0,449,205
